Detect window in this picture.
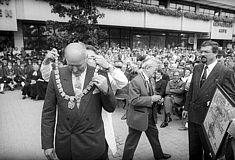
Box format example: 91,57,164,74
110,29,120,38
103,28,131,48
199,7,215,16
169,3,176,9
121,39,130,48
150,35,165,49
151,0,159,6
221,11,235,18
23,23,49,50
169,2,195,12
133,34,150,49
121,29,130,38
133,0,159,6
209,10,215,16
133,0,142,4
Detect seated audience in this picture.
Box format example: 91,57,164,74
161,70,186,128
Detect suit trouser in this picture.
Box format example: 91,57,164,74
30,84,37,99
122,120,164,160
22,82,30,96
164,96,173,114
188,122,212,160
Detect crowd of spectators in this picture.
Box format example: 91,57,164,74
1,45,235,129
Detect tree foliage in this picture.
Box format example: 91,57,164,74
44,0,107,50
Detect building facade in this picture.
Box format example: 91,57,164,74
1,0,235,51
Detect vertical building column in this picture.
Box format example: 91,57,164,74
193,33,197,50
166,0,170,8
195,4,200,14
14,20,24,49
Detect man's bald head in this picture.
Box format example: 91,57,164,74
64,42,87,65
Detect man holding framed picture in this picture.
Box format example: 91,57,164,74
182,40,235,160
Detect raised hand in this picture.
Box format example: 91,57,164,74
92,74,108,94
44,48,59,65
94,55,109,69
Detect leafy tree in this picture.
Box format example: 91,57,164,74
44,0,107,50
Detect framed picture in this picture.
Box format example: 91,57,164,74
202,84,235,159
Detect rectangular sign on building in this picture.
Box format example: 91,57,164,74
0,0,17,31
211,21,233,40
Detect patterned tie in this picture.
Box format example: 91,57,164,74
200,65,208,88
147,79,154,96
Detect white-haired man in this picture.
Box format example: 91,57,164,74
122,58,171,160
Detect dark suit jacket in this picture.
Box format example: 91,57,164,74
185,63,235,124
126,73,157,131
154,79,167,97
41,65,116,160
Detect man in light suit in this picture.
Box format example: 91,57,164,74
41,42,116,160
183,40,235,160
122,58,171,160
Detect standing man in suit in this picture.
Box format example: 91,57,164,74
122,58,171,160
41,42,116,160
182,40,235,160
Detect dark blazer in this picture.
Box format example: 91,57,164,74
126,73,156,131
154,79,167,97
41,65,116,160
185,63,235,124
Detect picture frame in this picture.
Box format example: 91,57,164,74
202,84,235,159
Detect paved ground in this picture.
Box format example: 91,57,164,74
0,90,189,160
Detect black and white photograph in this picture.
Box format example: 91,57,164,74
0,0,235,160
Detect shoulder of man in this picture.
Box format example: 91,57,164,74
130,73,141,84
217,63,232,71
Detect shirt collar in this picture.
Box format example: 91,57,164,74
72,66,87,79
207,60,217,71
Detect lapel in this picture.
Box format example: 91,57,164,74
59,65,96,97
198,63,220,95
83,65,95,90
60,66,75,96
194,64,204,98
77,65,96,110
139,72,149,96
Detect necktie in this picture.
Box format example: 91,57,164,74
147,79,154,96
74,76,82,95
200,65,208,87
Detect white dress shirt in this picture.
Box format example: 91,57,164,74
206,60,217,78
72,68,86,95
201,60,217,79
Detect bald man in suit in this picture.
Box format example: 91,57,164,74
41,42,116,160
183,41,235,160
